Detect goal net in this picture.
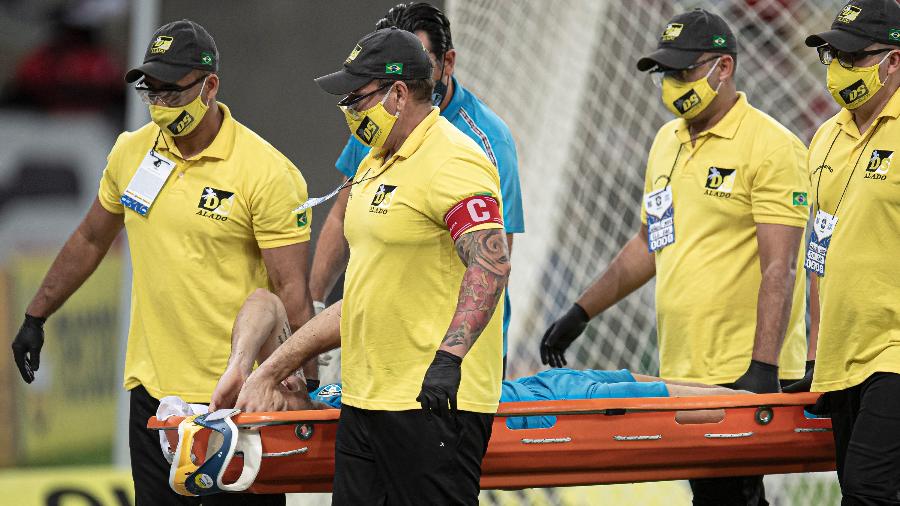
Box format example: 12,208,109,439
446,0,844,503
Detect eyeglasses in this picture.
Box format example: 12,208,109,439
337,82,392,109
134,74,208,106
649,56,720,88
817,45,894,69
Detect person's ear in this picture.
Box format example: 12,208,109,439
393,81,408,115
205,74,219,104
717,55,734,82
887,50,900,78
442,49,457,79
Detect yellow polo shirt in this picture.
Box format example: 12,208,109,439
809,89,900,393
98,103,311,402
341,108,504,413
642,93,809,384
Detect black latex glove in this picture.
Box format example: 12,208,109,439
416,350,462,418
305,378,321,393
782,360,815,393
12,314,46,384
733,359,781,393
540,304,590,368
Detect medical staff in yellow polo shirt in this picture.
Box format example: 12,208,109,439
539,10,809,506
10,20,311,506
790,1,900,502
232,28,509,505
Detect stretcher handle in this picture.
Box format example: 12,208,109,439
494,392,822,418
149,409,342,430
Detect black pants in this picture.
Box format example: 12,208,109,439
687,378,798,506
129,385,285,506
332,404,493,505
823,372,900,505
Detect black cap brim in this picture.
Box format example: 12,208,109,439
314,69,374,95
124,61,194,84
637,48,705,71
805,29,871,52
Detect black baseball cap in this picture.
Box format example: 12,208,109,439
315,27,433,95
806,0,900,53
637,9,737,72
125,19,218,84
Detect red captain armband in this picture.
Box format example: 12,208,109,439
444,195,503,241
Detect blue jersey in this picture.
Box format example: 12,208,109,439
334,77,524,352
311,369,669,430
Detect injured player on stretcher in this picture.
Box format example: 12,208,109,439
196,289,746,429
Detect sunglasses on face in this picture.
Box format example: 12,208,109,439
338,82,392,109
134,74,208,106
817,45,894,69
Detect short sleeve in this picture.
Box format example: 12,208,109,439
750,142,810,227
97,133,127,214
252,161,312,248
427,155,504,237
493,133,525,234
335,136,370,179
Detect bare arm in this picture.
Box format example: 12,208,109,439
439,228,511,358
309,179,351,302
235,301,343,412
261,243,316,379
808,274,819,361
751,223,804,365
27,198,124,317
576,224,656,317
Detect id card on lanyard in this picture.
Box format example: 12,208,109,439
804,209,838,276
120,149,176,216
645,187,675,252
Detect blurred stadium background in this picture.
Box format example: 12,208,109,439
0,0,844,504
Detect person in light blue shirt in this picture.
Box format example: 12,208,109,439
308,3,524,372
311,368,737,429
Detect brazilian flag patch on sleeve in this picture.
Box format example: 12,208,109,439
792,192,808,206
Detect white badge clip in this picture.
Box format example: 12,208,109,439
120,149,175,216
645,188,675,252
293,169,372,213
804,209,838,276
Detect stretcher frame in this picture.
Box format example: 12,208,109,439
149,392,834,494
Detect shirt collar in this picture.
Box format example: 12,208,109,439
375,107,441,162
441,75,465,120
157,102,236,161
878,88,900,120
834,89,900,138
675,92,750,144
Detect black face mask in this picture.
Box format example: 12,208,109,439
432,56,448,106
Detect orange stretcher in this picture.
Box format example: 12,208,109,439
148,392,834,495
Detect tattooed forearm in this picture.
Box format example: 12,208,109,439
440,228,511,355
277,319,291,345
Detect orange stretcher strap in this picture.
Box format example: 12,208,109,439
149,392,834,494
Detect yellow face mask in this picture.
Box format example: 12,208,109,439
826,52,894,110
340,84,399,148
661,57,722,120
149,76,210,137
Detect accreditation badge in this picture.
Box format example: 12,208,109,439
120,149,176,216
804,209,838,276
644,188,675,253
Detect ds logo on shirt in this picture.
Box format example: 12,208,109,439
370,184,397,215
704,167,737,198
865,150,893,181
196,187,234,222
